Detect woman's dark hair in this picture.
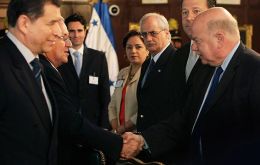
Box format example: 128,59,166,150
7,0,61,27
122,30,144,48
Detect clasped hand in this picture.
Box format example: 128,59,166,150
120,132,144,159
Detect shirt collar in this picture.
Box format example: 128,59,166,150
69,44,84,55
220,41,240,71
7,32,36,65
152,42,171,63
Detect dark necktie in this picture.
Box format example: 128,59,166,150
141,59,155,87
31,58,42,89
192,66,223,164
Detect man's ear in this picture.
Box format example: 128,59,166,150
16,15,30,34
215,31,224,49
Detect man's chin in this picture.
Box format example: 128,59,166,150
201,59,208,65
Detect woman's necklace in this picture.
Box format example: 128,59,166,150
127,65,140,82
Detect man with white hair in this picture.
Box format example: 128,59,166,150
135,12,184,164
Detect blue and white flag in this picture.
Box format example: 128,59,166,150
85,0,119,95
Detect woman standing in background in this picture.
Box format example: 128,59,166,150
109,30,148,134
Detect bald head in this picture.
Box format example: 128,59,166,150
191,7,240,66
193,7,240,41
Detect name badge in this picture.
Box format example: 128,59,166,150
115,79,124,88
89,75,99,85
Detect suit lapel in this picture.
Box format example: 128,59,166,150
137,59,149,94
7,39,52,131
142,45,175,88
80,47,91,80
208,44,242,111
41,66,58,126
67,53,79,80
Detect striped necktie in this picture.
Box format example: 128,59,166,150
31,58,42,89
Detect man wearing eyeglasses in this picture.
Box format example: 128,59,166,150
135,13,185,164
40,21,72,68
39,21,126,165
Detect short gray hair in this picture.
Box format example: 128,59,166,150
139,13,169,31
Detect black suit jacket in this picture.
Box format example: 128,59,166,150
0,36,58,165
39,55,123,162
58,47,110,128
174,42,204,103
137,44,183,131
136,44,186,164
143,43,260,165
174,42,191,80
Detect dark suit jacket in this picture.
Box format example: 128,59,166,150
0,36,58,165
174,42,191,80
143,43,260,165
136,44,186,163
174,42,203,103
39,55,123,163
58,47,110,128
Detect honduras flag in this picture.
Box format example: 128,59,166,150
85,0,119,95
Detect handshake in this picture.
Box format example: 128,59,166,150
120,132,145,159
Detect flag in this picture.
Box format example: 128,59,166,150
85,0,119,95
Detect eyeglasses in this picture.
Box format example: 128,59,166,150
63,38,72,45
140,30,164,38
56,35,72,46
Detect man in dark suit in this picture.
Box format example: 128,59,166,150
174,0,216,83
58,13,110,129
137,12,180,131
0,0,63,164
135,13,185,164
57,13,111,164
39,21,124,164
122,7,260,165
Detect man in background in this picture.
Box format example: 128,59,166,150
58,13,110,129
175,0,216,83
135,12,184,164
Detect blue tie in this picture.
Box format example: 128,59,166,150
73,51,81,76
31,58,42,89
141,58,155,87
192,66,223,164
